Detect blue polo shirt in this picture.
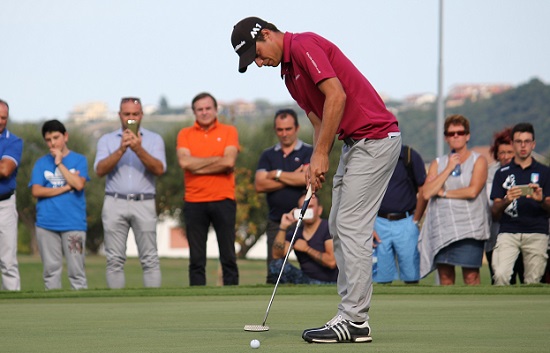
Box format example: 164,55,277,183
0,129,23,194
379,146,426,214
490,158,550,234
257,140,313,222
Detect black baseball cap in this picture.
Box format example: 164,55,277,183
231,17,268,73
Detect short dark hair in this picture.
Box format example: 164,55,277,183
256,22,281,41
192,92,217,111
42,119,66,138
274,108,299,128
0,99,9,112
511,122,535,141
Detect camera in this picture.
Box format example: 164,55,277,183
294,208,314,220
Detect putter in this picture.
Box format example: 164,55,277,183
244,186,314,332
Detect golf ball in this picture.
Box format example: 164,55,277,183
250,339,260,349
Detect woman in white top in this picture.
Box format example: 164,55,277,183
419,115,489,285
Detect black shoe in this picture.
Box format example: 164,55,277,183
301,314,341,339
303,319,372,343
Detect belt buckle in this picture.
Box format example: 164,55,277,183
126,194,137,201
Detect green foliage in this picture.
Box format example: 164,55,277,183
399,78,550,161
11,78,550,256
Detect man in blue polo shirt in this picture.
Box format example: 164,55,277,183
491,123,550,285
373,145,427,284
0,99,23,291
254,108,312,282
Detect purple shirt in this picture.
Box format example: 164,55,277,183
281,32,399,140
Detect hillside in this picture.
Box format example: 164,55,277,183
397,78,550,161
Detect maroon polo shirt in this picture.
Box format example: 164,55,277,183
281,32,399,140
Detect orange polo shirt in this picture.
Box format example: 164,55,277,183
177,120,239,202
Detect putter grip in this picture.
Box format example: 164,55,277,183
299,186,313,218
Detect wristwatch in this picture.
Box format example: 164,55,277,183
275,169,282,181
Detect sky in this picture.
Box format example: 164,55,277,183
2,0,549,122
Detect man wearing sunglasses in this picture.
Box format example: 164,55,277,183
94,97,166,289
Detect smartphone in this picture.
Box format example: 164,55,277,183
294,208,314,220
127,119,139,135
516,184,533,196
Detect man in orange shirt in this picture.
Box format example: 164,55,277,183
177,92,240,285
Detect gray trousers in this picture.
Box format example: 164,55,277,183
0,195,20,291
102,196,161,288
36,227,88,290
329,134,401,322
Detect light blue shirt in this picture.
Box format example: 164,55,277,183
93,128,166,194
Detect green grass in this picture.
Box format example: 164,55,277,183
17,254,507,291
2,256,549,352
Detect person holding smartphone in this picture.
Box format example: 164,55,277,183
490,122,550,285
269,193,338,284
94,97,166,289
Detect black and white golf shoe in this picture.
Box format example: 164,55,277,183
302,317,372,343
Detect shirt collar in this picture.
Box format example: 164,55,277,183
193,119,218,132
0,129,10,139
281,32,293,79
511,156,538,170
274,139,304,152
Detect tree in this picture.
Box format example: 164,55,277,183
158,96,169,114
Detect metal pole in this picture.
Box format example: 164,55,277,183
436,0,445,157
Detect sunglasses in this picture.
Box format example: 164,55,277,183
444,130,467,137
120,97,141,105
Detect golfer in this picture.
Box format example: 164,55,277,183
231,17,401,343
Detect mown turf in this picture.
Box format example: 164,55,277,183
1,293,549,353
2,256,548,352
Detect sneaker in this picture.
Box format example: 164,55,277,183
303,319,372,343
301,314,343,339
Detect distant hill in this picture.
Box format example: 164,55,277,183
397,78,550,161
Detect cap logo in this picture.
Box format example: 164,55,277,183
234,40,246,52
250,23,262,39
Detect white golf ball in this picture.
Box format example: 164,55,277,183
250,339,260,349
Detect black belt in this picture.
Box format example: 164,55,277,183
343,137,367,147
0,191,14,201
106,192,155,201
377,209,415,221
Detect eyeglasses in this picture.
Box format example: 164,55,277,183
120,97,141,105
513,139,533,145
444,130,467,137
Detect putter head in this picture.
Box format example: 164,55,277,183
244,324,269,332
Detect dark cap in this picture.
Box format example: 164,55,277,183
231,17,268,73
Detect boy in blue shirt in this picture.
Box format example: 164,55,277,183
29,120,89,290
